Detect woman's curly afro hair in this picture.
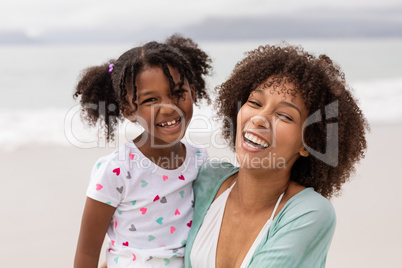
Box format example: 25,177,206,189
216,44,369,199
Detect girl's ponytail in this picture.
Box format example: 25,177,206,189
73,62,122,141
165,34,212,103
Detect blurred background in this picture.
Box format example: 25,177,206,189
1,0,401,267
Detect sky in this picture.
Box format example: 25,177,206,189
1,0,402,38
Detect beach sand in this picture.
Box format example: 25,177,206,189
0,124,401,267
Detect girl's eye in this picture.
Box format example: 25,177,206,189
172,88,186,100
141,98,157,104
277,113,293,121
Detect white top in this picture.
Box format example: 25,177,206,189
86,140,208,267
190,182,284,268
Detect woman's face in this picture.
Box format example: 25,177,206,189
235,78,309,171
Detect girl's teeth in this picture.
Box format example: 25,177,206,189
159,118,179,127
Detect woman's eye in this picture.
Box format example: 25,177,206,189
248,100,261,107
277,113,293,121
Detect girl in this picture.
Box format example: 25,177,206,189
74,34,211,268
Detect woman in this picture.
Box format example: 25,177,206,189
186,44,368,267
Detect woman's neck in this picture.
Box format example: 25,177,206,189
232,168,291,214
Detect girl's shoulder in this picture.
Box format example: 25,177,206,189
97,140,209,175
87,146,133,207
181,139,209,158
91,142,134,174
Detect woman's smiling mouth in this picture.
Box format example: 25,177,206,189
243,131,270,150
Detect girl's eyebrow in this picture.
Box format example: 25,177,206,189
137,91,154,98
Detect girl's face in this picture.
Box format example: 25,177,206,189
125,65,195,146
235,78,309,171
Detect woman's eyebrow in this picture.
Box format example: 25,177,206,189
253,89,264,95
253,88,302,115
279,101,301,115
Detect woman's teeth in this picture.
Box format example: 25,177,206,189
244,132,269,148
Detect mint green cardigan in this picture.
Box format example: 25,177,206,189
185,161,336,268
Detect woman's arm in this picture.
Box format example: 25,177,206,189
74,197,116,268
250,194,336,268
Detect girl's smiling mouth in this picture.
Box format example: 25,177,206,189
157,116,182,128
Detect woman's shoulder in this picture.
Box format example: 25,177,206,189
253,189,336,266
193,161,238,198
275,188,336,228
196,160,238,184
289,188,335,212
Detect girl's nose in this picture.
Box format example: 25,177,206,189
158,102,179,115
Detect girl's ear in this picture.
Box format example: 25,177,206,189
123,106,137,123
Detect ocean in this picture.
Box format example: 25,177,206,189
1,38,401,151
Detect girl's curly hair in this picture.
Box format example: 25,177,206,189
216,44,369,199
73,34,212,141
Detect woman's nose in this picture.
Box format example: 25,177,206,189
250,115,271,130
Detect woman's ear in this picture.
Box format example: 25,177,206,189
123,106,137,123
299,148,309,157
190,85,196,102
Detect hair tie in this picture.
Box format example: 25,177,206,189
108,63,114,75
